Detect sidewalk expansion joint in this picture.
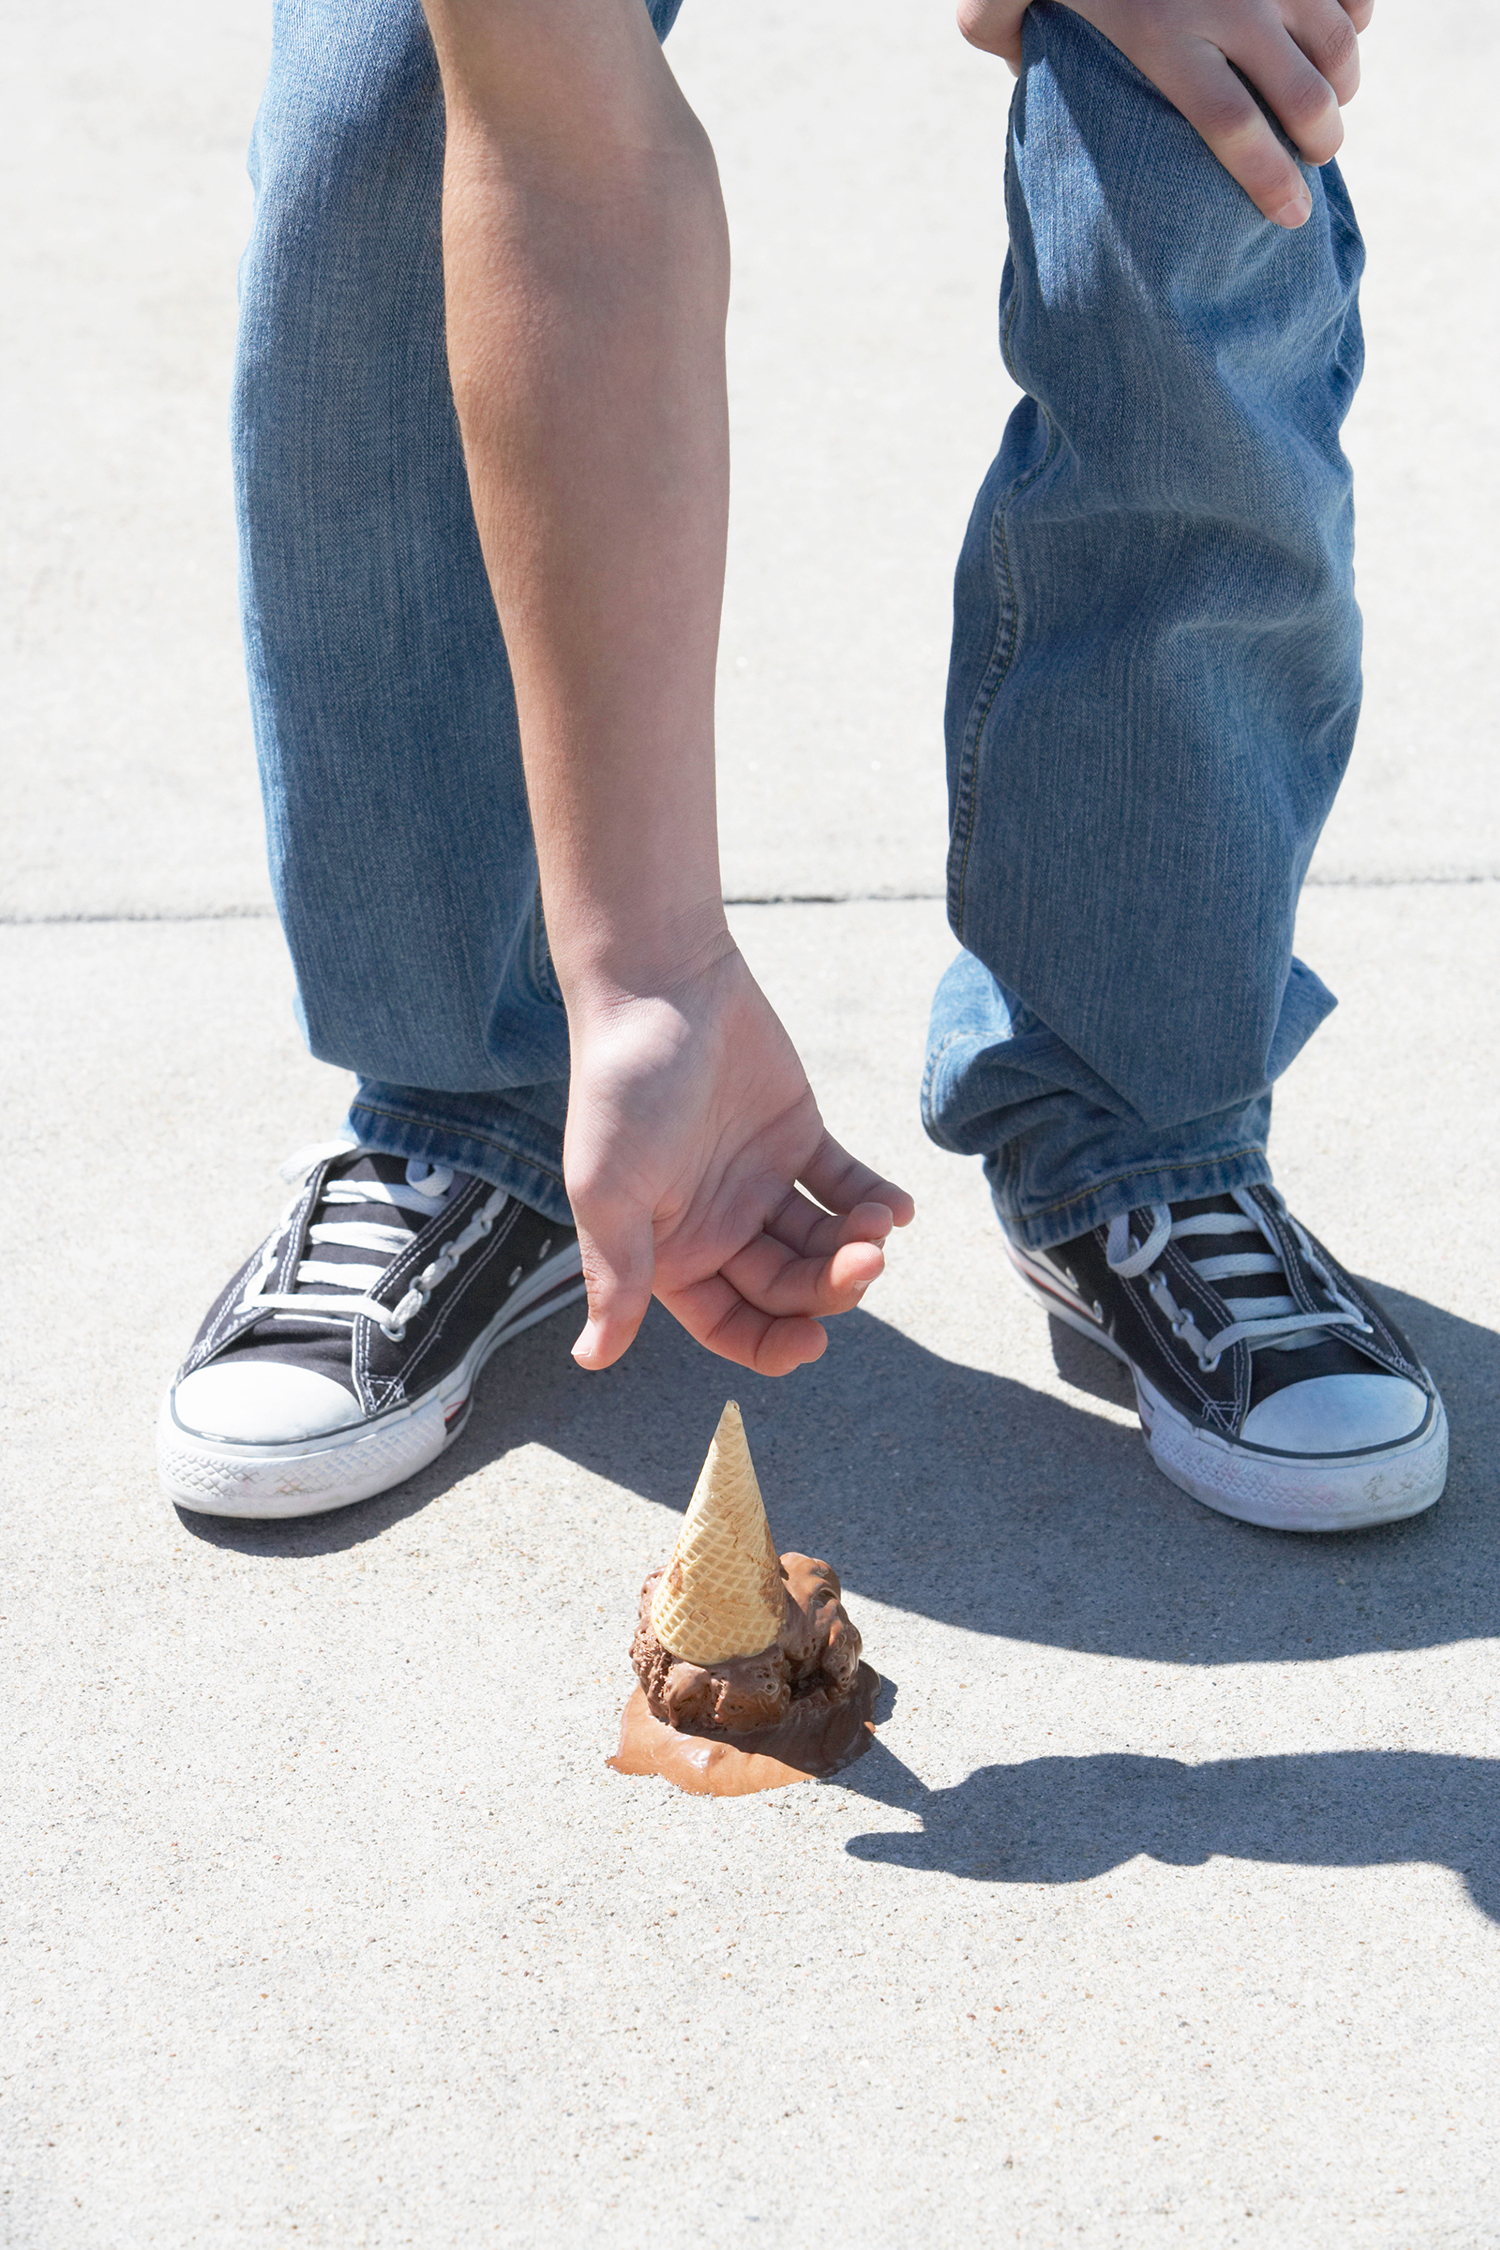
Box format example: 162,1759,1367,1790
4,869,1500,927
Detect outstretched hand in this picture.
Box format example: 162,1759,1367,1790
958,0,1371,227
562,943,915,1376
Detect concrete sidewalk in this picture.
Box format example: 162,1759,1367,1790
4,4,1498,2245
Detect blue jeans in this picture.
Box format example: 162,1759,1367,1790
235,0,1363,1251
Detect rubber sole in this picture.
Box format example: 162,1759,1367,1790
158,1246,586,1521
1008,1242,1448,1534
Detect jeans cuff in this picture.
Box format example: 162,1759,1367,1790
993,1145,1273,1254
346,1094,573,1229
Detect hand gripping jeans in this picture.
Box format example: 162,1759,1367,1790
235,1,1363,1250
922,7,1365,1250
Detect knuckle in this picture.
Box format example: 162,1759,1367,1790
1312,13,1359,75
1284,72,1337,131
1193,88,1261,148
578,1252,616,1302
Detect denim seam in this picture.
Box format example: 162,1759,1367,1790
348,1097,568,1191
948,269,1060,944
949,512,1016,940
918,1026,966,1119
1028,1141,1268,1226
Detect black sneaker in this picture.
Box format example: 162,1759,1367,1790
1008,1184,1447,1531
158,1144,585,1520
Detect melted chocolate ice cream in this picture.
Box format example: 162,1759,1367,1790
630,1553,863,1731
613,1551,876,1794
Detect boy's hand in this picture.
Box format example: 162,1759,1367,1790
563,943,915,1376
958,0,1371,227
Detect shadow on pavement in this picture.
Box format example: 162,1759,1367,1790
181,1274,1500,1665
833,1740,1500,1921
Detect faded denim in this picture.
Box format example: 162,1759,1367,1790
235,0,1363,1248
923,5,1364,1248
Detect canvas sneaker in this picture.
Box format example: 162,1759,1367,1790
1008,1183,1447,1531
158,1144,586,1520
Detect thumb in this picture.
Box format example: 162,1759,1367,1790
571,1204,657,1371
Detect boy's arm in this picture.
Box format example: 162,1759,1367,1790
420,0,912,1376
958,0,1371,227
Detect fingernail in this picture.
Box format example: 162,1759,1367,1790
1272,190,1312,229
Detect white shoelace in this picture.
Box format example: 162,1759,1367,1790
1104,1187,1370,1374
237,1142,509,1344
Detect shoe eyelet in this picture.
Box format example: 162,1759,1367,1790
1198,1352,1221,1373
381,1321,407,1344
508,1265,523,1288
538,1239,552,1262
1092,1300,1104,1321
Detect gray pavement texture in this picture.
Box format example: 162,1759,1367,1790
3,4,1498,2248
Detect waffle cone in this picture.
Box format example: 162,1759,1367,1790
649,1402,786,1664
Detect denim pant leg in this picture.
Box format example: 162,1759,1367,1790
922,4,1365,1254
233,0,683,1227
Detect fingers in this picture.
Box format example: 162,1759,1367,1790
571,1204,656,1371
657,1224,888,1378
1135,32,1320,225
1231,1,1353,159
660,1269,832,1378
797,1130,916,1230
571,1172,890,1374
761,1189,898,1260
964,0,1366,228
1285,0,1361,106
719,1231,886,1319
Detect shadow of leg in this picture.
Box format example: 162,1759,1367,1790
839,1749,1500,1923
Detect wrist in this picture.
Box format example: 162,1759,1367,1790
549,890,736,1017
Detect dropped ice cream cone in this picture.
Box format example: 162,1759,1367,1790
648,1402,786,1663
612,1402,879,1794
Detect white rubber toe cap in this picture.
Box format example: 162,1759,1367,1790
172,1361,364,1444
1239,1371,1429,1456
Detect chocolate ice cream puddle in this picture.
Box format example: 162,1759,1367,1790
610,1661,879,1797
611,1407,879,1798
614,1546,877,1797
